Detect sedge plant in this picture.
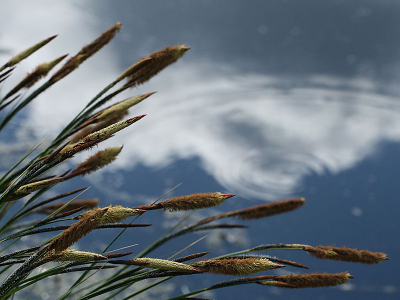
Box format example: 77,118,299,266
0,23,389,300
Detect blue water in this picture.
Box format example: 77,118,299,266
1,1,399,299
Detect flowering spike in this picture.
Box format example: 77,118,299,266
115,57,152,82
44,208,106,253
53,249,107,262
130,258,201,273
257,280,298,288
83,116,145,142
4,54,68,100
49,23,121,83
228,198,305,220
77,22,121,59
258,272,354,289
1,35,57,69
123,45,190,88
79,205,144,224
61,115,145,154
197,258,285,276
70,110,130,144
96,93,155,123
8,177,64,201
67,147,123,178
304,245,389,264
161,192,230,212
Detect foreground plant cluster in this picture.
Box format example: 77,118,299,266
0,23,389,299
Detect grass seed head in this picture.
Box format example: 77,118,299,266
53,249,107,262
49,23,121,83
258,272,354,288
198,258,285,276
79,205,144,224
2,35,57,69
304,245,389,264
4,54,67,99
161,192,233,212
124,45,190,88
45,208,106,253
131,258,200,273
71,147,123,177
96,93,155,123
9,177,64,201
227,198,305,220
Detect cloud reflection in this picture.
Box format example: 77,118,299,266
20,61,400,200
2,2,400,201
102,65,399,200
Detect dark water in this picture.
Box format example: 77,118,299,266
1,1,399,299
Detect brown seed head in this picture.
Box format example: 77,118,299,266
227,198,305,220
45,208,106,253
79,205,143,224
26,54,68,88
257,280,298,288
258,272,354,288
49,54,86,83
304,245,389,264
198,258,285,276
161,192,231,212
69,147,123,177
76,22,121,60
3,54,67,100
49,23,121,83
115,57,152,82
124,45,190,88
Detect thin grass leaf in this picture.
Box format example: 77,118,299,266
13,187,87,221
0,67,15,82
169,236,208,261
0,73,12,84
0,141,43,191
0,94,20,111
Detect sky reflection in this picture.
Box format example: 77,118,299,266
1,1,399,299
6,58,400,200
1,1,400,201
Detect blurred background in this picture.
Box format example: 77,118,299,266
0,0,399,299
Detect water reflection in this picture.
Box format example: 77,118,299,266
12,60,400,200
1,2,398,299
2,1,400,201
